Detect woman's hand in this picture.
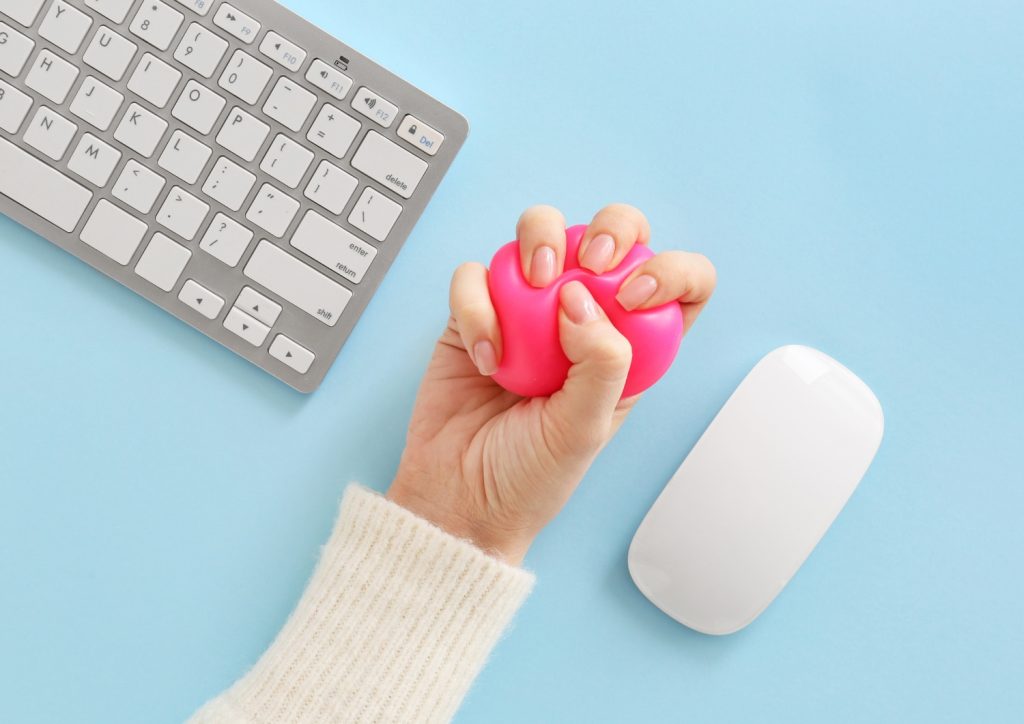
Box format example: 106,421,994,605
387,205,716,565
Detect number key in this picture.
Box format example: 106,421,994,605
173,22,228,78
218,50,272,105
129,1,184,52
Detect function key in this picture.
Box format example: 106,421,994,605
260,31,306,71
352,87,397,128
174,0,214,16
306,59,353,100
213,3,260,44
397,114,444,156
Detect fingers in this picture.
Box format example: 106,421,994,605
577,204,651,274
449,262,502,375
615,250,717,330
545,281,633,455
517,205,567,288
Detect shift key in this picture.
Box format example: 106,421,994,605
243,241,352,326
351,131,428,199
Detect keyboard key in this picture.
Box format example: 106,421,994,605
158,129,212,184
201,155,256,211
83,26,137,82
245,183,299,237
244,240,351,327
80,199,147,264
68,133,122,186
199,212,252,266
348,187,401,242
127,53,181,108
306,104,360,158
352,87,397,128
213,4,259,44
129,1,184,52
23,106,77,160
263,77,316,132
235,287,280,326
0,21,34,76
69,76,124,131
397,114,444,156
174,0,213,15
112,160,166,213
134,232,191,291
39,2,93,54
84,0,136,24
218,50,272,104
157,186,208,240
351,131,427,200
224,306,269,345
0,0,46,27
260,134,313,189
306,60,353,100
0,136,92,232
25,49,79,104
114,103,168,157
304,161,357,215
174,22,228,78
0,79,30,132
292,210,377,284
178,279,223,319
259,31,306,71
216,106,269,162
269,335,314,374
172,79,225,134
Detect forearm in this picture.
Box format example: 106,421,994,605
189,485,534,724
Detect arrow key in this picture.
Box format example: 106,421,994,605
178,279,224,320
270,334,314,374
224,306,269,346
235,286,281,326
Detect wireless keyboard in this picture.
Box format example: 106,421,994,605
0,0,467,392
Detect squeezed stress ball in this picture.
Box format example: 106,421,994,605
489,225,685,398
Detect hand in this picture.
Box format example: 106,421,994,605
387,205,716,565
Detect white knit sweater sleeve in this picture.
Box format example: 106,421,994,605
189,485,535,724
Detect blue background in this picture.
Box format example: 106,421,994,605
1,1,1021,722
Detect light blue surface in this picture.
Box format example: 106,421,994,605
1,1,1021,722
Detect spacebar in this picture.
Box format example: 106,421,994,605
244,241,352,327
0,137,93,233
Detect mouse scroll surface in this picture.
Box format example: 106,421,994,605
628,346,884,635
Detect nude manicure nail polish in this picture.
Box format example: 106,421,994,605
580,234,615,273
530,246,557,287
617,274,658,310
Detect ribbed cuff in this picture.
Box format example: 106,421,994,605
189,485,535,724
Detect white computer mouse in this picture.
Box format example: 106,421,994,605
628,345,884,635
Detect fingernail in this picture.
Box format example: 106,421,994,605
580,234,615,273
473,340,498,376
617,274,658,310
529,246,557,287
561,281,600,324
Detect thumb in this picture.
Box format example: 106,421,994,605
545,281,633,456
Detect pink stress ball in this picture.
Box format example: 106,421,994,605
489,225,685,398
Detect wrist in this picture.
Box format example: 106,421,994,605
386,480,532,566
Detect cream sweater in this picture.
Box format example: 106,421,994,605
189,485,534,724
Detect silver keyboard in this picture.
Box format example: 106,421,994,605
0,0,467,392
